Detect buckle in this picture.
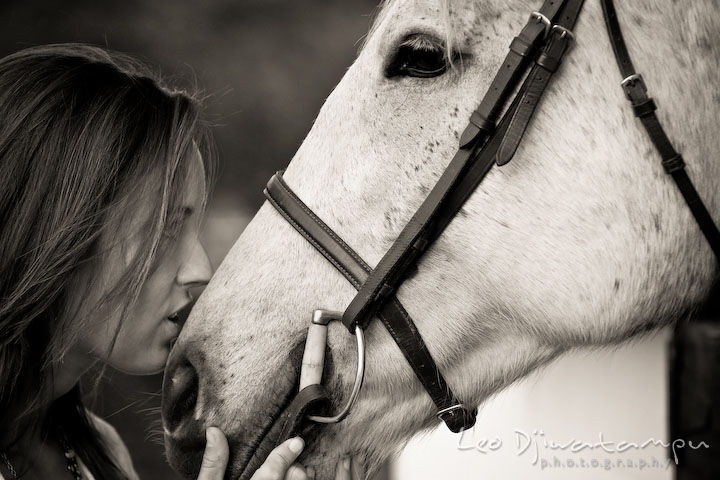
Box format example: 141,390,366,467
621,73,648,101
621,73,646,90
530,11,551,39
551,24,575,42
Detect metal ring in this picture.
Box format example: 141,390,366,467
306,324,365,424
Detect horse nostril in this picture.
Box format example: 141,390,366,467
163,355,200,433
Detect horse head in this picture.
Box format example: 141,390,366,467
162,1,719,478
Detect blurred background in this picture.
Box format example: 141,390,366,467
3,1,713,479
1,0,378,478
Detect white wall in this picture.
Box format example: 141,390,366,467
392,329,675,480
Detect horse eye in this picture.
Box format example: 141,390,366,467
386,34,453,79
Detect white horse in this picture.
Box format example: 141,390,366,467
162,0,719,478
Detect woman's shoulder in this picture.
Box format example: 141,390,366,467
87,412,140,480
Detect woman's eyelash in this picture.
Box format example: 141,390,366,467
163,207,195,238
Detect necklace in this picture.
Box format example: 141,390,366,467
57,430,83,480
0,452,17,479
0,431,82,480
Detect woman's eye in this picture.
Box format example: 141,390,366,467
385,34,454,79
163,212,185,239
164,207,194,239
163,219,182,239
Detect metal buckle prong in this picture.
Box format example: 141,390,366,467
620,73,648,100
530,11,551,39
551,24,575,42
621,73,644,89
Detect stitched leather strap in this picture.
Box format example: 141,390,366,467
460,0,569,148
342,0,585,336
264,0,718,443
495,0,585,166
264,0,585,435
276,384,329,444
601,0,720,260
265,173,476,432
265,174,370,289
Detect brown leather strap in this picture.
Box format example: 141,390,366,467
265,0,718,443
496,0,585,166
265,174,370,289
276,384,329,445
265,173,476,432
601,0,720,261
264,0,588,436
460,0,569,148
341,0,585,337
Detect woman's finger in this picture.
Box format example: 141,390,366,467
251,437,305,479
196,427,230,480
283,464,309,480
333,456,352,480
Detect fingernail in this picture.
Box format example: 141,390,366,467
206,428,217,447
342,456,351,470
289,437,304,454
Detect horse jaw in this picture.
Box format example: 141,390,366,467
165,0,719,478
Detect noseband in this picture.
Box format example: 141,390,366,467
265,0,720,443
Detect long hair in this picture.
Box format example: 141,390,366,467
0,44,215,479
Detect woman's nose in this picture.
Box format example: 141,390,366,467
177,239,213,288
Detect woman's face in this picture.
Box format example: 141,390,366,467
78,150,213,375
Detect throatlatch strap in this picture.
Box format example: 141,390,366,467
601,0,720,261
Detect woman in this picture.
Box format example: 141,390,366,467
0,45,359,480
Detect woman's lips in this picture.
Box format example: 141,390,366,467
164,313,182,339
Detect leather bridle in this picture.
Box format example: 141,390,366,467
264,0,720,443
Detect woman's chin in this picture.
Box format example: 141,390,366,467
108,350,168,376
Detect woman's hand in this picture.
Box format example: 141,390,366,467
196,427,230,480
196,427,364,480
332,455,364,480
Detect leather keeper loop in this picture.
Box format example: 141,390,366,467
631,98,656,117
469,110,493,132
662,154,685,174
412,237,429,252
438,406,478,433
536,52,561,72
621,74,648,102
376,283,394,301
509,36,532,57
